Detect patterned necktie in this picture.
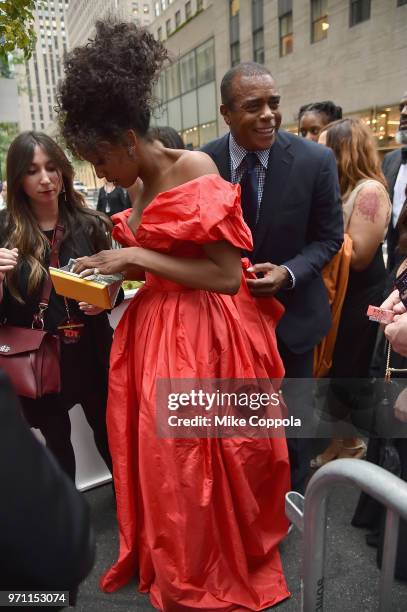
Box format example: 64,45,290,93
240,152,259,235
401,147,407,164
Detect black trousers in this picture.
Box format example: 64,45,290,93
22,391,112,482
278,339,314,495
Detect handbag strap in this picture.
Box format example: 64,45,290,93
32,223,64,330
385,339,407,381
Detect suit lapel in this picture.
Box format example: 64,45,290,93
210,134,231,182
253,132,294,258
388,155,401,202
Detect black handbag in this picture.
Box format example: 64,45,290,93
374,341,407,475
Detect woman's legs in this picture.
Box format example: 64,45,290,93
81,392,113,474
38,409,76,481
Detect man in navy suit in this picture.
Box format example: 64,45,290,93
383,91,407,272
202,63,343,492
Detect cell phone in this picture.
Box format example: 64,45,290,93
395,268,407,309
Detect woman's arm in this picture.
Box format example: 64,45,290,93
347,183,390,272
74,240,242,295
0,248,18,303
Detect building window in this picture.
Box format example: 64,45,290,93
161,0,166,10
253,30,264,63
143,3,149,12
196,38,215,86
156,72,166,101
229,0,240,66
175,9,181,27
185,1,192,19
154,2,160,17
157,27,162,40
349,0,370,26
166,62,180,99
279,12,293,56
166,18,172,36
252,0,264,63
311,0,328,42
230,42,240,66
180,50,196,93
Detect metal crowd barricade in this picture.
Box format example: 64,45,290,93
285,458,407,612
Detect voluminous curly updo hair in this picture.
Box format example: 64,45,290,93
57,19,168,157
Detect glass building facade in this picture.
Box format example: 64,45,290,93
151,37,217,148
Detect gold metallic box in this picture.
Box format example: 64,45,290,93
49,266,123,309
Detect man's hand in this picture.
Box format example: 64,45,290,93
246,263,290,297
385,312,407,357
394,387,407,423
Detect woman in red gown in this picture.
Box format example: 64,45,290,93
58,19,290,611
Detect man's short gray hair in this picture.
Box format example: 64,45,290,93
220,62,273,108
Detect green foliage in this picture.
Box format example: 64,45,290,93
0,0,38,61
0,122,19,180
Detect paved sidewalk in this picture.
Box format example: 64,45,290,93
76,483,407,611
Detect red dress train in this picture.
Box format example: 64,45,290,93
101,175,291,610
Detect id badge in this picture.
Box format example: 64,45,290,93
57,318,85,344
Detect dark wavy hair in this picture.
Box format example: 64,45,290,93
298,100,342,123
57,19,168,157
4,131,111,302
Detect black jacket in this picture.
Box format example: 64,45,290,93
0,372,94,595
96,186,129,217
0,211,119,404
202,131,343,354
383,148,403,271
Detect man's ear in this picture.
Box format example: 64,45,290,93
220,104,231,126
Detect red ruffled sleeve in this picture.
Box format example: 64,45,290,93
136,174,253,252
111,209,138,247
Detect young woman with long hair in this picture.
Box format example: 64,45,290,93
312,118,391,466
57,19,290,610
0,131,116,481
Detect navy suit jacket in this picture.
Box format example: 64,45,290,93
202,130,343,354
383,148,403,271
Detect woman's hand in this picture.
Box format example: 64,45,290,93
385,312,407,357
394,387,407,423
78,302,105,315
380,289,406,317
380,289,401,311
0,247,18,282
74,248,136,277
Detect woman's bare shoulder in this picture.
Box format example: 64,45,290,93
174,150,219,182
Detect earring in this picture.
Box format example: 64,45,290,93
59,185,67,205
128,145,137,159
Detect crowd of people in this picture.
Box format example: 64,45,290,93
1,16,407,611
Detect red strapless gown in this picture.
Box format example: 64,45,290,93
101,175,290,610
